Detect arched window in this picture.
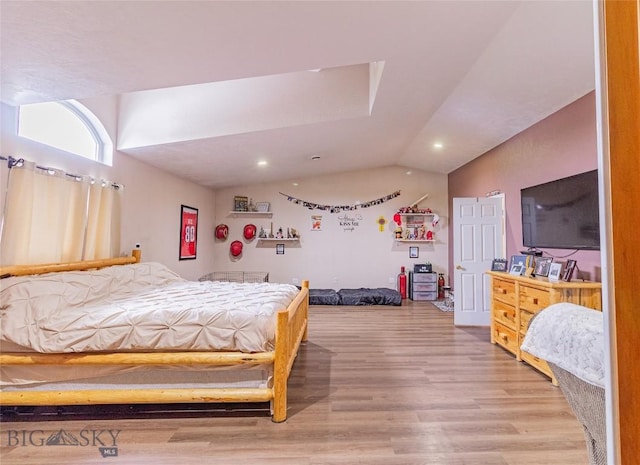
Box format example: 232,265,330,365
17,100,113,165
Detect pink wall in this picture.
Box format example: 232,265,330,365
448,92,601,281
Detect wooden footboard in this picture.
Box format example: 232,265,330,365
0,254,309,422
272,279,309,422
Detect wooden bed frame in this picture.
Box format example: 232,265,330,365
0,251,309,422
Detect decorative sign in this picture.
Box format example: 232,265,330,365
338,213,362,232
179,205,198,260
311,215,323,231
280,190,401,213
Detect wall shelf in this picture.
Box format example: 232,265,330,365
228,211,273,218
257,238,300,242
394,239,435,243
394,212,437,241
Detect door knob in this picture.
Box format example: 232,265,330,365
456,265,464,270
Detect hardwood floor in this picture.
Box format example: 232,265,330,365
0,302,589,464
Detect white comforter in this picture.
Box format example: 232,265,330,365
0,262,299,354
520,302,604,388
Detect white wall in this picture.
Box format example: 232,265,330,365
1,100,448,287
213,166,449,289
0,101,216,281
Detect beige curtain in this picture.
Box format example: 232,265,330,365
84,181,122,260
0,160,122,266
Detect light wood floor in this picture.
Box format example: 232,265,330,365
0,302,589,465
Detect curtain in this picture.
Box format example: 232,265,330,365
0,159,122,266
84,180,122,260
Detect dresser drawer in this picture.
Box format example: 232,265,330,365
412,272,437,283
519,285,551,312
412,291,437,301
519,310,535,334
492,278,516,305
413,282,437,292
492,321,518,355
521,350,554,381
493,300,516,329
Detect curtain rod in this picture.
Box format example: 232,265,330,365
1,155,123,189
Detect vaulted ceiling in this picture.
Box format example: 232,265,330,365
0,1,595,189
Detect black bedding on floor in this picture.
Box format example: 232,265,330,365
309,289,341,305
309,288,401,306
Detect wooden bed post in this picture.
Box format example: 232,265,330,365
301,280,309,342
271,279,310,422
272,309,290,422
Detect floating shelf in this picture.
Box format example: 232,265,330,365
228,211,273,218
257,238,300,242
395,239,435,243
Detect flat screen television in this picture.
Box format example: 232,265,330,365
521,170,600,250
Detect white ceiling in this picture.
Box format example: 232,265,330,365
0,1,596,189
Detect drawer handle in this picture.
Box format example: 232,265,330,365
529,297,539,305
501,311,509,319
496,288,507,295
501,334,509,342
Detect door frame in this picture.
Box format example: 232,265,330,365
596,1,640,463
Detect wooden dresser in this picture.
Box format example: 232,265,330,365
486,271,602,384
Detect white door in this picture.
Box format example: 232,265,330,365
453,197,504,326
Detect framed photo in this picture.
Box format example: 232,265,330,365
276,243,285,255
548,263,563,281
509,264,524,276
509,254,529,271
311,215,322,231
533,257,553,277
233,195,249,212
256,202,270,212
409,246,419,258
562,259,577,282
491,258,508,272
179,205,198,260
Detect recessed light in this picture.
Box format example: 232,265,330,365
292,182,299,187
257,160,268,166
433,142,443,149
406,171,412,175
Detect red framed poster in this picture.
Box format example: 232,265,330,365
179,205,198,260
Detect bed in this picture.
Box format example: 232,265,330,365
0,251,309,422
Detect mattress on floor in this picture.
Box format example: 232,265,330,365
337,288,402,306
309,289,341,305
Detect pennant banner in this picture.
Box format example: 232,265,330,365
279,190,401,213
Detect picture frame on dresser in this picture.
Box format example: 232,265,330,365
548,263,562,281
533,257,553,277
491,258,508,272
509,264,524,276
509,254,529,272
561,259,577,282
